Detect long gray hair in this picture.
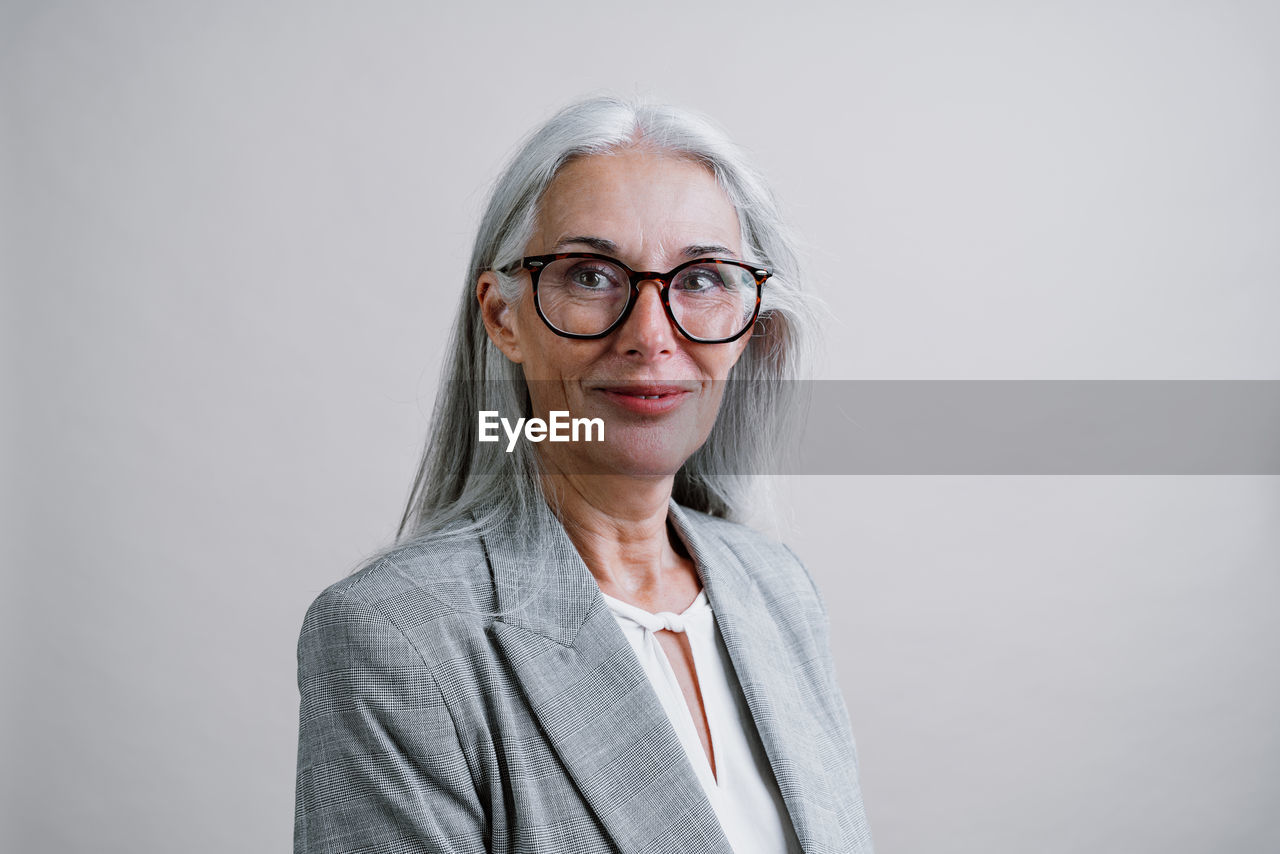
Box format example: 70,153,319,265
375,94,817,578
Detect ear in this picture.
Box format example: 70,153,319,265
477,271,523,364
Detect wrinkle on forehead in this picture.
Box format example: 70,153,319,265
531,149,743,268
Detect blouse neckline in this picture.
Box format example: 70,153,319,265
598,588,710,634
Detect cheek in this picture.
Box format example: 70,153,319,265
514,308,568,378
697,345,749,382
517,331,610,390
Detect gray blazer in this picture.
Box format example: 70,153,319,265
294,499,874,853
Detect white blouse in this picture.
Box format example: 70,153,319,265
599,588,802,854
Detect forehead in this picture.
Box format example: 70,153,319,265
531,149,742,257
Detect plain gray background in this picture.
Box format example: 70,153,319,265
3,1,1278,851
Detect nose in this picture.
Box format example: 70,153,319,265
614,278,677,357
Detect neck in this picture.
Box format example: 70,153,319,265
538,467,691,600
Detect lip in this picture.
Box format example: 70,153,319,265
594,383,697,415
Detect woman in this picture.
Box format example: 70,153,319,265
294,95,874,854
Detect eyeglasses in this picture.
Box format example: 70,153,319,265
500,252,770,343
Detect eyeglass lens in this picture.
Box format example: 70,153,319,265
535,257,757,340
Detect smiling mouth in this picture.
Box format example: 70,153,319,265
596,385,695,413
597,385,694,397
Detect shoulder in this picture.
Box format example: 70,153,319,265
674,503,827,616
298,526,497,667
676,503,790,557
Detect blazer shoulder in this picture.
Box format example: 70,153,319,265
299,528,498,656
676,506,766,549
676,505,824,609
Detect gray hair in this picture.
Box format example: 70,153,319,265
374,94,818,582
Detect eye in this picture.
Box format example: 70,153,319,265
674,264,728,292
567,263,624,290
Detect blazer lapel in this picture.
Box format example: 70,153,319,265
668,501,844,854
481,501,733,854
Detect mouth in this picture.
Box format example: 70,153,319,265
594,383,696,415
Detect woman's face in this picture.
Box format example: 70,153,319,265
478,148,752,479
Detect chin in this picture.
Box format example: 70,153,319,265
551,433,696,478
568,451,690,479
612,428,705,475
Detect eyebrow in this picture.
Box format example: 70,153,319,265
551,234,740,260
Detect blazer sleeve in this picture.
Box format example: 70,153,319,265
294,587,487,854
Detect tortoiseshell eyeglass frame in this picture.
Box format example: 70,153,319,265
496,252,771,344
